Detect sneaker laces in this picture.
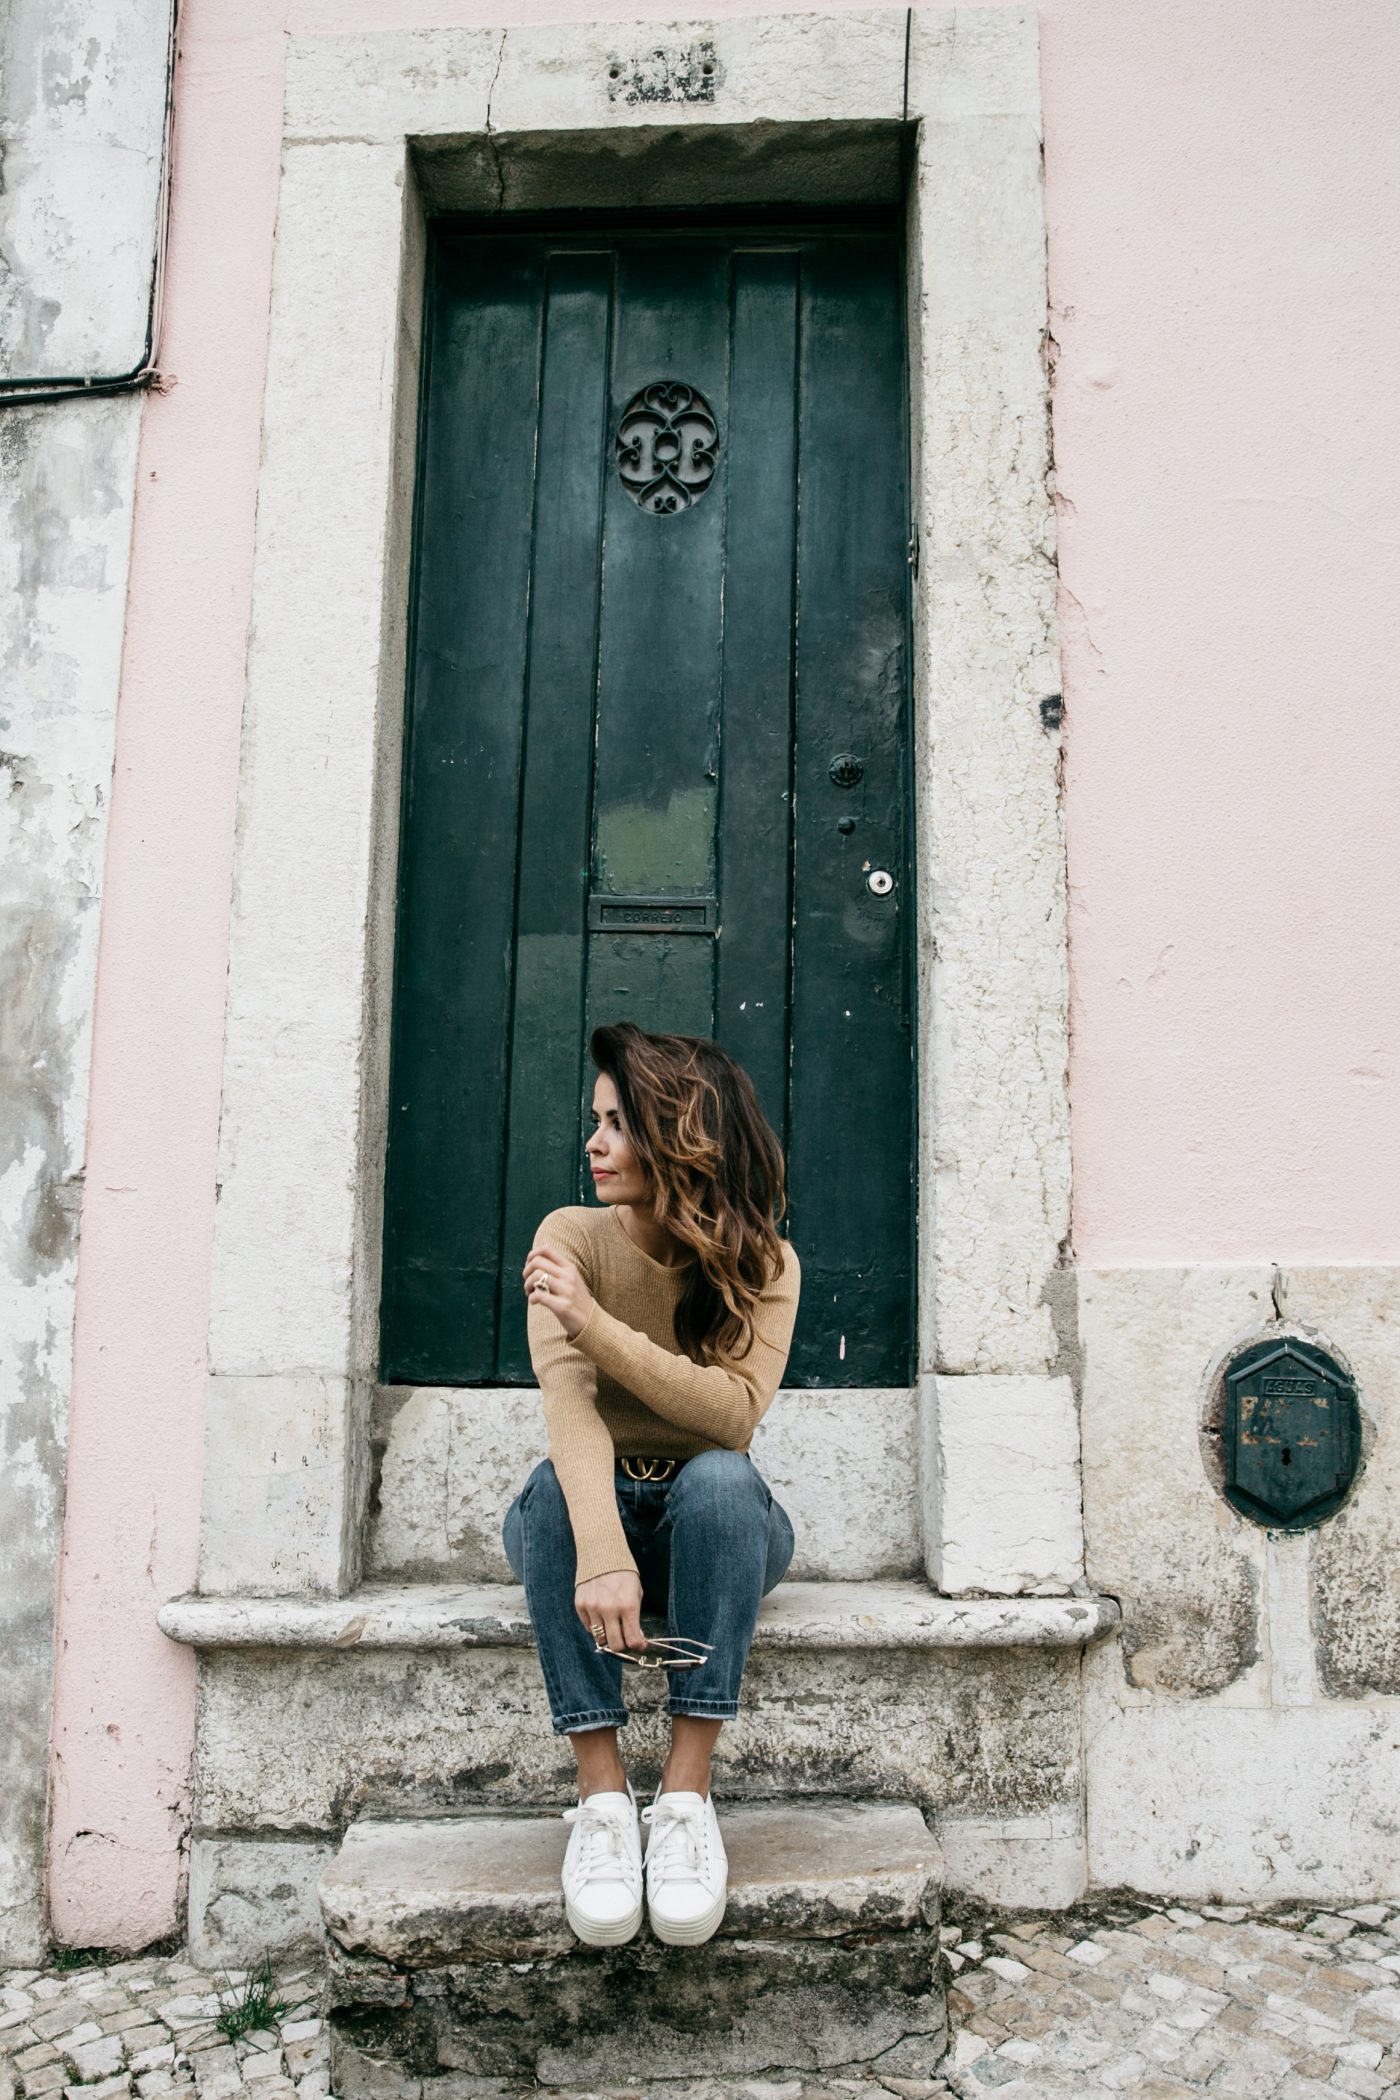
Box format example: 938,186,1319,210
562,1796,635,1883
641,1795,709,1884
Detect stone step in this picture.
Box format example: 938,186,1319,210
321,1801,947,2088
322,1799,942,1958
169,1582,1117,1959
159,1576,1119,1652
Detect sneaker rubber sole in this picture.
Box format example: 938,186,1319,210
563,1889,644,1946
646,1884,728,1945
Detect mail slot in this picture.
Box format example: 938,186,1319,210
1222,1334,1360,1531
587,893,719,935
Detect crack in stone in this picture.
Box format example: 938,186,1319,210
482,30,507,212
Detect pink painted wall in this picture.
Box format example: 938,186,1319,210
46,0,289,1946
1048,0,1400,1266
49,0,1400,1939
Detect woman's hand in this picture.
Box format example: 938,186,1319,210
522,1245,596,1341
576,1570,645,1656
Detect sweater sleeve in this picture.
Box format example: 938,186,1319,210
526,1211,636,1587
569,1241,801,1448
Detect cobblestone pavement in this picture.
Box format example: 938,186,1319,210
931,1895,1400,2100
3,1897,1399,2100
0,1959,327,2100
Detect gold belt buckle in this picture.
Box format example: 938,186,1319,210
621,1455,676,1482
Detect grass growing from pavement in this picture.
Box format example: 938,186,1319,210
215,1955,290,2043
49,1947,123,1973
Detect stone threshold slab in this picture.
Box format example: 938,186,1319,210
159,1579,1118,1650
321,1800,942,1962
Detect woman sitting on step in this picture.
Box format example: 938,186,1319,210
503,1018,802,1951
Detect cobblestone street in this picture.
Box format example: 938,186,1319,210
4,1898,1398,2100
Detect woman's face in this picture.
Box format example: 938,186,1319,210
585,1073,649,1206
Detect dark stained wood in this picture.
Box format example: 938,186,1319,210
380,240,545,1383
579,239,733,1102
381,220,914,1388
497,252,614,1378
786,237,914,1385
714,250,801,1150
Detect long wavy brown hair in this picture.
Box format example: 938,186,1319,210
589,1021,789,1367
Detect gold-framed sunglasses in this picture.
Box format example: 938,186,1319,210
592,1634,714,1671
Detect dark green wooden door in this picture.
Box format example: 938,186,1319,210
381,219,914,1388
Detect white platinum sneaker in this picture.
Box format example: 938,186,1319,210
642,1788,728,1945
560,1782,644,1946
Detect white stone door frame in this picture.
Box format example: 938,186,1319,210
198,6,1078,1601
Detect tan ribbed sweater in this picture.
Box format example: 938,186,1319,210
526,1203,802,1584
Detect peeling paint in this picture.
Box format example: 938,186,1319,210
1,0,169,382
0,360,142,1963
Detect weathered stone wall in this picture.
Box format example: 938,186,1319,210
1080,1265,1400,1900
367,1386,923,1582
1,0,167,379
0,0,169,1961
186,1632,1086,1961
195,1643,1086,1831
0,387,146,1960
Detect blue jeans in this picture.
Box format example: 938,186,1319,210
502,1450,795,1734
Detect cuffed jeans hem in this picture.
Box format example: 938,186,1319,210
555,1707,631,1736
667,1700,740,1719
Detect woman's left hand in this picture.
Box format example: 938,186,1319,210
522,1245,596,1341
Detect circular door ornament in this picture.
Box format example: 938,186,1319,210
616,380,719,514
